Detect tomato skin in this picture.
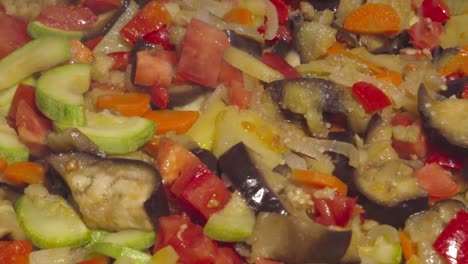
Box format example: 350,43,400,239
37,6,98,31
83,0,121,15
408,19,444,50
260,52,300,79
0,240,32,264
182,170,231,219
433,210,468,264
143,26,173,50
313,194,357,227
120,1,170,45
426,150,463,171
421,0,450,23
351,81,392,113
8,84,37,128
154,214,218,264
0,11,30,59
414,163,459,199
107,52,130,71
135,50,175,87
177,19,230,88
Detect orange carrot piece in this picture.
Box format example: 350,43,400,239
70,39,93,64
0,157,7,173
4,162,45,185
96,93,151,117
438,44,468,76
343,3,400,34
291,169,348,196
399,230,416,261
144,110,200,135
223,7,254,25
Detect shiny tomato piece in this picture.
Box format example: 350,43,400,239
351,81,392,113
83,0,121,15
0,11,30,59
421,0,450,23
215,247,245,264
260,52,300,79
408,19,444,50
414,163,459,198
7,84,37,128
314,194,357,227
107,52,130,71
150,84,169,109
120,1,170,44
177,19,230,88
182,169,231,219
170,162,212,198
134,50,175,87
155,214,218,264
16,100,52,156
433,210,468,264
143,26,173,50
229,79,251,109
426,150,463,171
37,6,98,31
0,240,32,264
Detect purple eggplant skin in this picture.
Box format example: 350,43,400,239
306,0,340,12
191,148,219,175
218,142,288,215
82,0,131,41
270,39,292,58
250,212,351,264
360,196,429,228
224,30,263,58
418,85,468,150
439,76,468,98
47,152,169,231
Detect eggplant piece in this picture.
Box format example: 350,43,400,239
266,77,371,137
249,212,351,264
404,199,466,264
218,143,288,215
191,147,218,174
270,39,292,58
439,76,468,98
360,196,429,228
418,85,468,149
83,8,123,41
293,20,337,62
334,26,358,49
47,128,102,155
224,30,262,58
167,84,205,107
306,0,340,12
47,152,169,231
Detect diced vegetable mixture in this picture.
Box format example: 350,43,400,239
0,0,467,263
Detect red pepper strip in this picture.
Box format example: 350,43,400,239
351,81,392,113
260,52,300,78
143,26,174,50
269,0,289,25
433,210,468,264
426,150,463,171
421,0,450,23
107,52,130,71
150,84,169,109
120,1,170,44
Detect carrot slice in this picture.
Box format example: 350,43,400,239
399,230,416,261
96,93,151,117
70,39,93,64
4,162,45,185
223,7,253,26
0,157,7,173
343,3,400,34
438,44,468,76
144,110,200,134
291,169,348,196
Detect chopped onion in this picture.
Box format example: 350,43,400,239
283,133,360,168
283,152,307,170
262,0,279,40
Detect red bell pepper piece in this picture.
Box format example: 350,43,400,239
260,52,300,79
120,1,171,45
421,0,450,23
433,210,468,264
351,81,392,113
142,26,174,50
107,52,130,71
150,84,169,109
0,240,33,264
426,150,463,171
269,0,289,25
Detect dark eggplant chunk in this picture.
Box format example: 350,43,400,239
439,76,468,98
270,39,292,58
191,148,218,174
250,212,351,264
224,30,262,57
334,26,358,49
167,84,205,107
47,152,169,231
47,128,102,155
218,143,288,215
266,77,371,137
82,9,121,41
418,85,468,149
306,0,340,12
360,196,429,228
404,199,467,264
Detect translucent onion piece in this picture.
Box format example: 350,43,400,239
262,0,279,40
